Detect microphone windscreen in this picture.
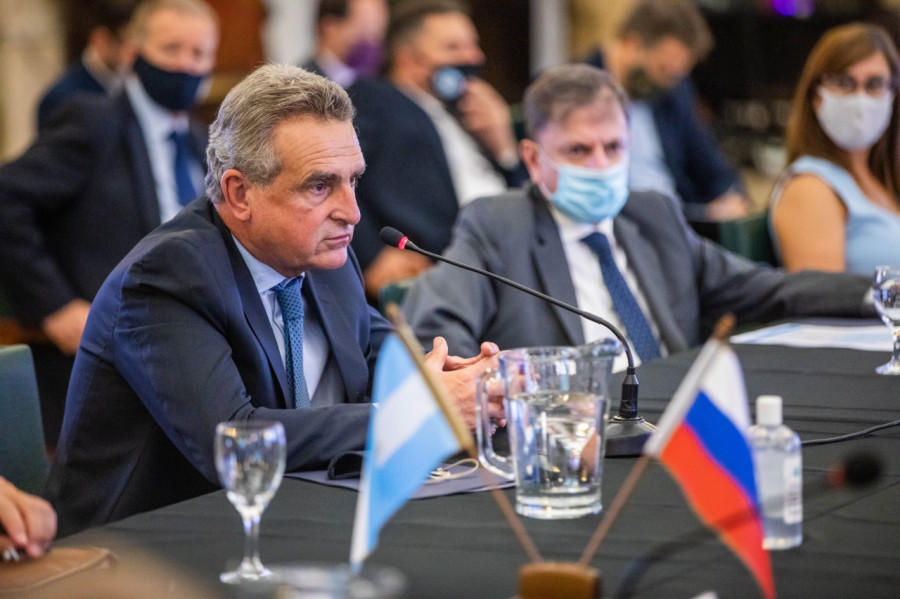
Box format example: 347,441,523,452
380,227,406,248
828,452,882,489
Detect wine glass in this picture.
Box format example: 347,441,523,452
873,265,900,375
215,420,286,584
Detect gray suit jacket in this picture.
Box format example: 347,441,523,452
403,186,871,357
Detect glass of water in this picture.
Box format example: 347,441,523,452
873,265,900,375
215,420,286,584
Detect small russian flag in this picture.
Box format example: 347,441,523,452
644,340,775,599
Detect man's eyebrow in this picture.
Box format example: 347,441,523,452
302,171,341,186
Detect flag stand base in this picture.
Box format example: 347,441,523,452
606,416,657,457
516,562,601,599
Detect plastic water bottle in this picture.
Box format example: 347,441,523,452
748,395,803,549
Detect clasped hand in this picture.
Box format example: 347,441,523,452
424,336,504,430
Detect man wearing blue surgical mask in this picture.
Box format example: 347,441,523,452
347,0,528,302
0,0,218,449
403,64,875,371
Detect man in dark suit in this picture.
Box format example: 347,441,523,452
586,0,750,221
0,0,218,446
37,0,140,129
403,64,872,368
300,0,388,87
348,0,528,300
46,64,499,537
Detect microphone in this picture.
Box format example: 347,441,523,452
614,451,883,599
380,226,654,457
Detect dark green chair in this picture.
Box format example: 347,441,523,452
690,210,777,266
0,344,49,494
378,276,418,317
718,210,777,266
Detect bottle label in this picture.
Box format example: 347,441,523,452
783,454,803,524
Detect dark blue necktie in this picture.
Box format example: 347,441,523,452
169,130,196,206
274,277,311,409
581,232,661,362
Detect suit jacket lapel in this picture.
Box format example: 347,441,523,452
304,273,368,403
531,189,584,345
211,207,291,404
120,95,161,232
614,214,689,353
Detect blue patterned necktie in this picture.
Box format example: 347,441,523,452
581,232,662,362
169,130,196,206
274,277,311,409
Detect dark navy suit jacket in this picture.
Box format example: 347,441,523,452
0,92,206,326
347,78,528,270
46,199,389,536
37,60,106,129
586,50,742,208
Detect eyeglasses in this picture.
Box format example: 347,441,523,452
821,73,896,97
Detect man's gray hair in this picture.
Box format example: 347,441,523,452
205,63,356,203
523,64,629,139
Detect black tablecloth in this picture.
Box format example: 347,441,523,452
61,343,900,598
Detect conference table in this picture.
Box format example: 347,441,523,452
61,331,900,598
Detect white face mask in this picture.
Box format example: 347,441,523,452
815,87,894,151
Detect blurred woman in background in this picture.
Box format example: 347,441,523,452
770,23,900,274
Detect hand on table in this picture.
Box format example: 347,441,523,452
0,477,56,559
42,298,91,355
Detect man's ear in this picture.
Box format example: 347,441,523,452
219,169,252,222
520,138,542,185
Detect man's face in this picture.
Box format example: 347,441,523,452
402,12,485,91
625,36,695,99
335,0,389,56
140,7,218,75
521,94,630,195
236,117,364,278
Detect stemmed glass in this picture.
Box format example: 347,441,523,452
873,265,900,375
215,420,286,584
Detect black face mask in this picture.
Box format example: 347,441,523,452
625,66,673,103
431,63,482,104
133,55,207,112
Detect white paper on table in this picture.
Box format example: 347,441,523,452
732,323,892,352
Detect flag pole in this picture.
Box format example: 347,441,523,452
386,305,543,563
578,314,737,566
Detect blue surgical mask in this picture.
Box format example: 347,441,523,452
539,150,630,223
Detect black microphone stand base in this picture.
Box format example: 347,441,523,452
606,416,657,457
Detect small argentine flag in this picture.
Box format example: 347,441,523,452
350,333,462,568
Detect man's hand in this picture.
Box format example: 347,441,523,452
363,247,432,300
457,78,519,168
704,191,752,221
0,477,56,558
425,336,503,430
41,298,91,355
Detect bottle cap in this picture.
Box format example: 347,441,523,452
756,395,782,426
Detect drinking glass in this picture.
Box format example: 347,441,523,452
215,420,286,584
873,265,900,375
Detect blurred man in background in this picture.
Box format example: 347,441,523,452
301,0,389,87
587,0,751,221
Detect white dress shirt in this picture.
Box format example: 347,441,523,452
627,101,680,202
125,76,205,224
402,85,507,206
551,207,667,372
232,237,341,405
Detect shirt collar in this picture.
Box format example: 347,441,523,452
231,235,302,294
125,75,189,140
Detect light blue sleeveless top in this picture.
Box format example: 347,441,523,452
770,155,900,275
